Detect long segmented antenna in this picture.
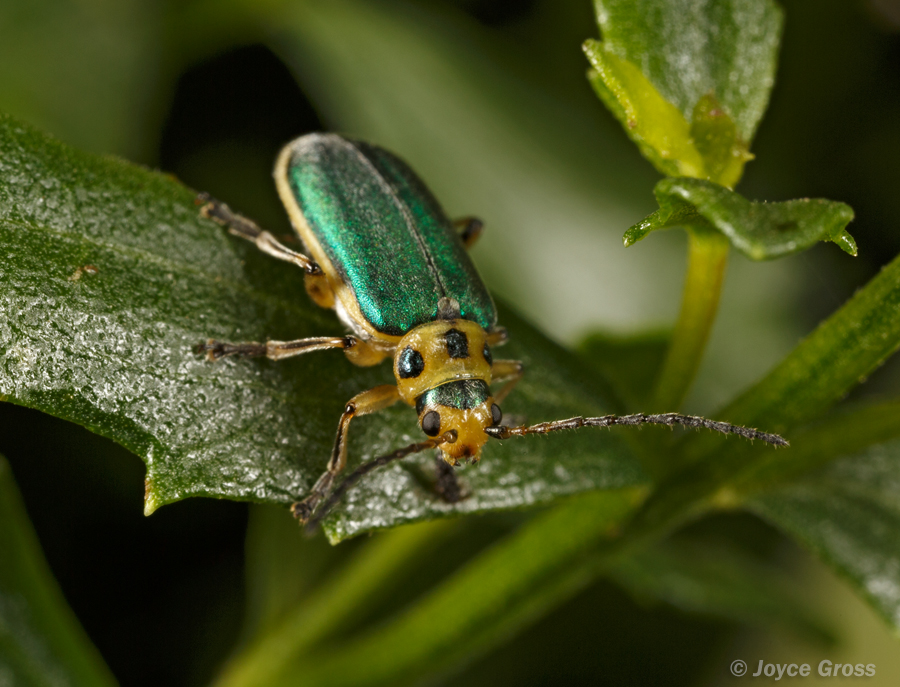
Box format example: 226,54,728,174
304,430,458,534
484,413,788,446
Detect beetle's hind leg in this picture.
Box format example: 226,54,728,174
454,216,484,249
292,385,401,524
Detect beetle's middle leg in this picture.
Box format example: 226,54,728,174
198,335,390,366
292,384,401,523
198,335,351,361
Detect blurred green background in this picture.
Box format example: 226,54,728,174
1,0,900,684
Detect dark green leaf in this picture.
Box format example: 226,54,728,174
707,252,900,440
609,541,834,644
624,178,856,259
731,399,900,495
747,439,900,632
0,455,117,687
0,114,646,541
585,0,783,185
618,251,900,545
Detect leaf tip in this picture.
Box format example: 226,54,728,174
623,224,647,247
143,478,161,516
836,231,858,257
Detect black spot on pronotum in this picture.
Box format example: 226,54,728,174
483,343,493,366
421,410,441,436
397,346,425,378
491,403,502,426
445,329,469,359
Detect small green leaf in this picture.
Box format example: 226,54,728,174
0,114,646,540
610,541,834,644
624,177,856,260
584,42,705,180
591,0,782,141
0,455,117,687
585,0,782,185
747,439,900,632
690,93,753,189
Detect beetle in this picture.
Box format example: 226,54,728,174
197,133,786,526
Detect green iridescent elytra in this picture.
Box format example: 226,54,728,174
280,134,497,336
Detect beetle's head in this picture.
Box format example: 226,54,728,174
415,379,502,464
393,314,498,463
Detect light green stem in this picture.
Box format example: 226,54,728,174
651,226,730,410
262,490,640,687
215,518,454,687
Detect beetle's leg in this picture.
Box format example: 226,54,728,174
433,455,464,503
199,193,336,309
486,326,509,347
198,335,354,361
292,385,401,523
454,217,484,249
198,193,322,275
491,360,524,403
198,334,391,367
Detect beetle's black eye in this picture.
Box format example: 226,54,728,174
483,343,493,366
397,346,425,378
421,410,441,436
491,403,502,426
445,329,469,359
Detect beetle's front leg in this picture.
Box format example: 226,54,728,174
292,385,401,523
433,455,464,503
491,360,524,403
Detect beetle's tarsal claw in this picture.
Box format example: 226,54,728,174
290,499,316,524
194,339,225,361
